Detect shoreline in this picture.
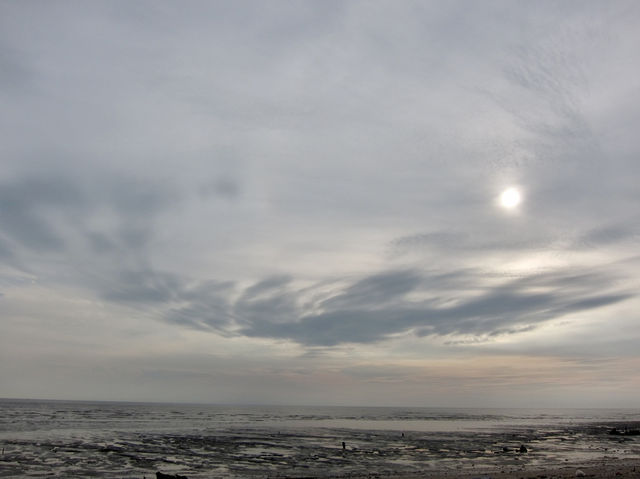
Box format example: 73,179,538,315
2,450,640,478
2,402,639,478
345,458,640,479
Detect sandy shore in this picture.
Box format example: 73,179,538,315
356,459,640,479
2,414,640,478
144,462,640,479
2,458,640,478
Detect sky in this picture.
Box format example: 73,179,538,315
1,1,639,408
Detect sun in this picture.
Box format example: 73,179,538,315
500,187,521,208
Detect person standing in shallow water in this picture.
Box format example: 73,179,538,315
342,441,346,450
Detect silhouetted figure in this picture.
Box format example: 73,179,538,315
342,441,346,450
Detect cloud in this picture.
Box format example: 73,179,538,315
198,178,240,199
233,275,299,329
389,231,558,256
0,171,180,266
165,280,235,331
575,224,640,249
2,0,640,405
391,220,640,260
97,267,235,331
94,266,632,347
103,269,183,304
0,42,33,92
0,237,14,260
319,270,423,310
0,175,84,253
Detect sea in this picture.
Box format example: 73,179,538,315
1,399,639,478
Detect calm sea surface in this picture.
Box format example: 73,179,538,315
1,399,639,478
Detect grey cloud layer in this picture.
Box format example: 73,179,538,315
0,172,177,270
1,1,639,361
239,269,631,345
3,161,626,347
93,266,633,347
391,222,640,257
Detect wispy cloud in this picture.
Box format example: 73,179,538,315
82,265,634,347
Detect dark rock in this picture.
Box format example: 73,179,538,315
519,445,528,453
609,427,640,436
156,472,188,479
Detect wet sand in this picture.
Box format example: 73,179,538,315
3,461,638,479
381,459,640,478
2,420,639,478
1,454,640,478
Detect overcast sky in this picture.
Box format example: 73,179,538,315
1,1,639,407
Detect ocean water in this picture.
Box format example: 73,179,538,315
1,399,639,478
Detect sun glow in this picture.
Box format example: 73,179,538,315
500,187,521,208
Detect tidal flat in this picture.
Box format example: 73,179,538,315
1,400,639,478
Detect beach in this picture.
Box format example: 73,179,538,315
3,457,640,478
388,459,640,478
1,400,639,478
